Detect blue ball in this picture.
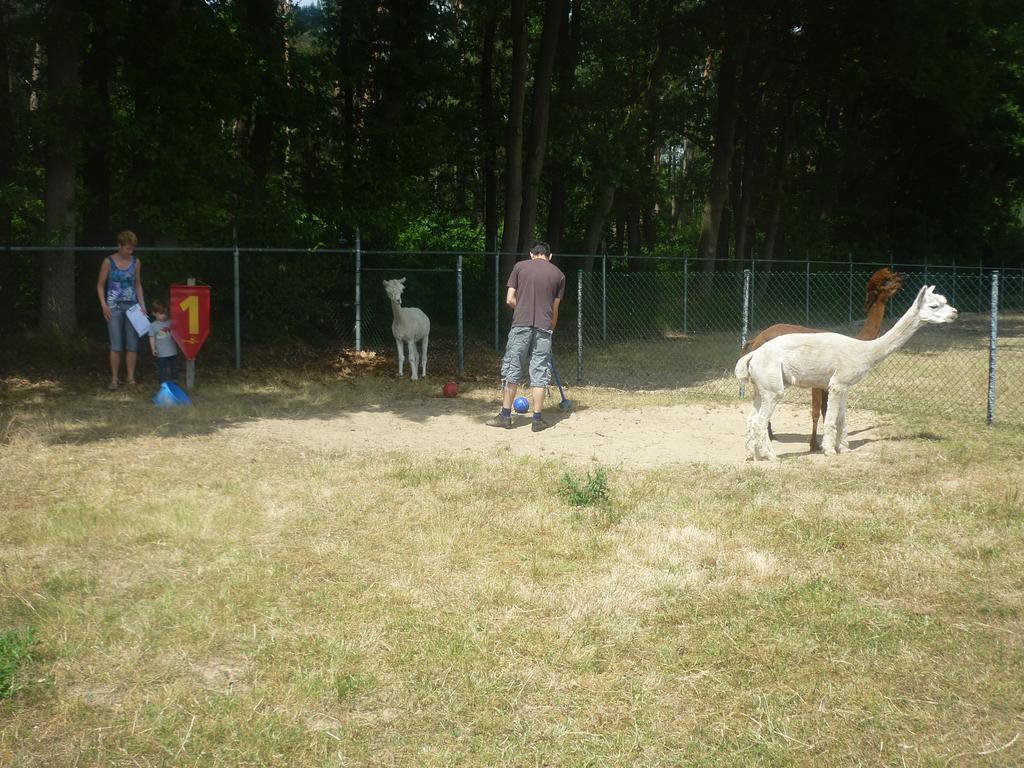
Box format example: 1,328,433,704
513,396,530,414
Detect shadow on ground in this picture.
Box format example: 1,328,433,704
0,332,599,447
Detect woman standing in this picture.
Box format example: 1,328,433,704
97,230,146,389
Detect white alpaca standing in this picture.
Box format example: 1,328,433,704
735,285,957,461
383,277,430,380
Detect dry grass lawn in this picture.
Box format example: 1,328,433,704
2,355,1023,767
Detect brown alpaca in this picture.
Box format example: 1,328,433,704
743,268,906,450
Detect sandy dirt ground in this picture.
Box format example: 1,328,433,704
229,399,887,469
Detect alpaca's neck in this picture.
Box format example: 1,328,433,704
863,302,922,364
389,298,405,320
856,298,890,340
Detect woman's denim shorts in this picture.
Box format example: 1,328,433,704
107,304,141,353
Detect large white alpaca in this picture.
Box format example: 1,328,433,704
383,277,430,380
735,285,957,461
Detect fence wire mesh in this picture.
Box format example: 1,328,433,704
6,247,1023,427
576,264,1024,427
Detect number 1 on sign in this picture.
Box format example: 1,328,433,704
179,294,200,334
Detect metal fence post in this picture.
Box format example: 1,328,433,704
576,269,583,384
494,249,500,351
601,250,607,343
186,277,196,390
951,255,957,308
232,228,241,369
354,227,362,352
987,270,999,426
805,259,810,326
683,257,689,335
740,268,751,397
750,255,756,313
847,254,853,325
456,254,464,375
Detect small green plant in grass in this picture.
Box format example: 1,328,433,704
559,468,610,507
0,627,38,699
558,468,621,526
334,671,375,702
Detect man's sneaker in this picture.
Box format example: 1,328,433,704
531,417,550,433
485,414,513,429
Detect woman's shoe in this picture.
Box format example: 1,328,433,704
107,380,119,390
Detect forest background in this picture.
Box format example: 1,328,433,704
2,0,1023,337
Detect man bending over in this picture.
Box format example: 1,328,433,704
486,241,566,432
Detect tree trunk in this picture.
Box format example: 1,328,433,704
544,0,578,253
731,48,759,264
236,0,285,212
333,1,359,212
499,0,528,277
637,11,669,259
516,0,562,253
626,201,641,261
762,96,797,265
81,0,112,247
670,139,689,225
479,7,498,254
41,0,81,333
580,182,615,271
697,24,746,271
733,147,755,263
716,205,731,262
545,171,567,251
0,2,14,328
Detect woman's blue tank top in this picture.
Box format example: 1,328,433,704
105,256,137,306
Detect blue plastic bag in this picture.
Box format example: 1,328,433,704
152,381,192,407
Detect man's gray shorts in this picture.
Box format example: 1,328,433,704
500,326,552,388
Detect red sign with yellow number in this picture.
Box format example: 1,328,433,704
170,284,210,360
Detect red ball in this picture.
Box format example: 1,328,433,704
443,381,459,398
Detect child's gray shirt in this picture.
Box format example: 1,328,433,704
150,319,178,358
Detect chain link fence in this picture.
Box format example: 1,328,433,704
7,246,1023,427
575,261,1024,427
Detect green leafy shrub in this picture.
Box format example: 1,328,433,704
396,215,485,252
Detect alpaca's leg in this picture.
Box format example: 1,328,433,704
755,392,781,461
395,339,405,377
833,392,850,453
745,388,762,461
821,385,845,455
810,389,823,451
420,335,428,378
819,390,829,450
408,339,419,380
745,412,758,460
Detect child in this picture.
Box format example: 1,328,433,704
148,299,179,384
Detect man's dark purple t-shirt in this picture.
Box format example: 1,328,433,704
508,258,566,331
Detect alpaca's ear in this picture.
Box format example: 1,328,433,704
915,285,930,305
399,277,407,284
